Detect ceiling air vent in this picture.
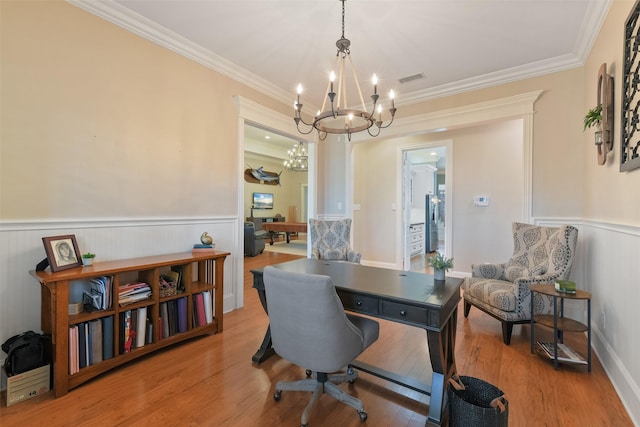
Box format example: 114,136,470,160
398,73,424,84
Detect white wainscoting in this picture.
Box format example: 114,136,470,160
0,217,241,364
580,220,640,426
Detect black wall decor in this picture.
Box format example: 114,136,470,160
621,0,640,171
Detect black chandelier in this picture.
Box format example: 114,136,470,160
293,0,396,142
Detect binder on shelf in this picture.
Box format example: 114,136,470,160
160,302,170,339
89,319,103,365
177,297,187,333
78,322,87,369
101,316,114,360
146,318,153,344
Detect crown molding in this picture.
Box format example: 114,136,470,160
68,0,610,108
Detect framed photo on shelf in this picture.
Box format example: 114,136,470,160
42,234,82,272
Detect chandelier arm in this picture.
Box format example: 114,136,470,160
377,111,396,129
347,54,368,110
367,125,381,137
294,112,315,128
294,119,316,135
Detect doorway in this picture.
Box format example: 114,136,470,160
402,145,450,271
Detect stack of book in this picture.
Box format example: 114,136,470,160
158,297,188,340
192,243,215,253
69,316,114,373
536,341,587,364
118,282,152,306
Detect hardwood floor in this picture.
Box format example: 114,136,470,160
0,251,632,426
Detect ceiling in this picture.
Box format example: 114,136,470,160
73,0,610,114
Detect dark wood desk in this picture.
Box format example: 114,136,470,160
251,259,462,426
262,221,307,244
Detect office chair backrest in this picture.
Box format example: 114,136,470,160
263,266,366,373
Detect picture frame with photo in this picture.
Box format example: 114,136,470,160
42,234,82,272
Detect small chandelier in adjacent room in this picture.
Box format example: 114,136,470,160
293,0,396,142
283,142,308,172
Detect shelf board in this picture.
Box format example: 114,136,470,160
533,314,588,332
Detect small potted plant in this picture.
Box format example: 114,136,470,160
584,104,603,145
429,253,454,281
82,252,96,266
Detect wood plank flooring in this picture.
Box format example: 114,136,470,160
0,251,633,426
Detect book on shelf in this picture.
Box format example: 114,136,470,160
171,265,184,291
537,341,587,364
203,291,213,324
69,326,78,375
193,243,214,249
136,306,147,348
194,293,207,327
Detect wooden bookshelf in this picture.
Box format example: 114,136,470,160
30,251,229,397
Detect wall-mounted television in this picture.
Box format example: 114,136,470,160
253,192,274,209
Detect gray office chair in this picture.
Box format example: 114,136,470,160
263,266,379,427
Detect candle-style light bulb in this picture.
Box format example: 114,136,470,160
372,74,378,95
389,89,395,109
296,84,303,108
377,104,382,120
329,71,336,93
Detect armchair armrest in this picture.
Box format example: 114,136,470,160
471,263,506,279
346,250,361,264
514,272,564,302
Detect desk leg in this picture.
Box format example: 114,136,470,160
252,325,276,364
426,307,458,426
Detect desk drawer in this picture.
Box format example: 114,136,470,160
339,292,379,315
381,300,433,327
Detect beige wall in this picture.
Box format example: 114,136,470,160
583,0,640,225
0,1,290,220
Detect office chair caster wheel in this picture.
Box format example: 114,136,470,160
305,369,312,377
358,411,368,421
273,390,282,401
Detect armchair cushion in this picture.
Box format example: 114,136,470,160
309,218,361,263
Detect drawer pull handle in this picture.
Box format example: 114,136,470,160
400,310,407,316
356,300,363,306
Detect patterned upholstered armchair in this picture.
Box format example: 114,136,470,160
462,222,578,345
309,218,361,263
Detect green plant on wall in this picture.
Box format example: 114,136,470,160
583,104,602,130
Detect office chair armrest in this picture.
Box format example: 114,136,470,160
471,263,506,279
